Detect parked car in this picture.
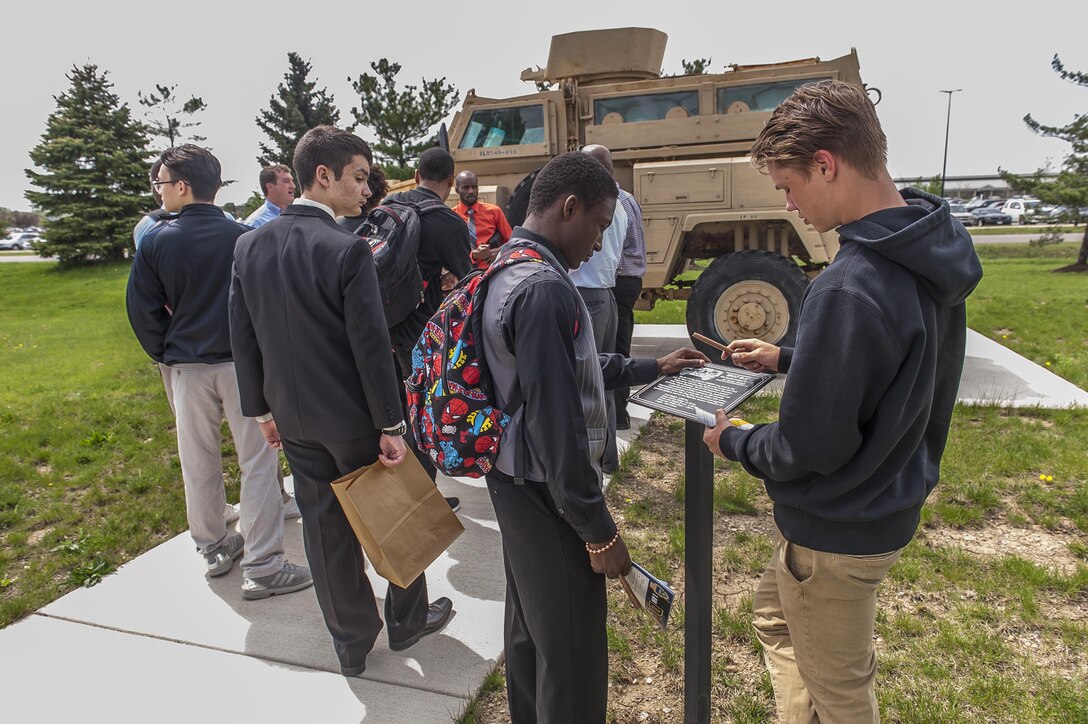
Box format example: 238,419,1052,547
948,204,974,226
0,232,39,250
964,198,995,211
999,198,1040,224
1045,205,1088,223
970,207,1013,226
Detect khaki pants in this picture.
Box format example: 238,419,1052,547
171,362,285,578
160,361,289,502
753,527,901,723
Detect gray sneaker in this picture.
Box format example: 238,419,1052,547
282,493,302,520
242,561,313,600
204,532,244,577
224,503,239,525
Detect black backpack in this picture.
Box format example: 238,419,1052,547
350,198,445,327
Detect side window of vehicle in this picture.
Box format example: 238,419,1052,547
458,105,546,149
716,77,832,114
593,90,699,125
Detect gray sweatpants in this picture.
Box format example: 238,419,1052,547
170,362,284,578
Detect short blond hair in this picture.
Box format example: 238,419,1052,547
751,80,887,179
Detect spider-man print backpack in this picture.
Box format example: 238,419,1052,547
405,244,543,478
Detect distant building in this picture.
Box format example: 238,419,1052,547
894,172,1059,201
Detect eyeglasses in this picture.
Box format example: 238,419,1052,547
152,179,182,189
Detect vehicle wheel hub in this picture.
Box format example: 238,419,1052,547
714,281,789,342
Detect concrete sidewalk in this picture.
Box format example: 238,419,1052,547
1,325,1084,723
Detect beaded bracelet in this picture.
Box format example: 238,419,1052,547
586,530,620,555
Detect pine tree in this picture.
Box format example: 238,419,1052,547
138,83,208,150
1003,55,1088,270
25,64,152,265
681,58,712,75
255,53,340,168
349,58,459,173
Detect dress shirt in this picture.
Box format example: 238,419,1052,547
454,200,514,270
567,198,627,289
292,198,336,219
616,187,646,278
244,199,283,229
484,228,660,541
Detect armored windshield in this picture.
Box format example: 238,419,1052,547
458,105,546,149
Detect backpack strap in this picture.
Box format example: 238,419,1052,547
472,240,552,485
385,195,450,217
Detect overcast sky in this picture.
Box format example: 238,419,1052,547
3,0,1086,211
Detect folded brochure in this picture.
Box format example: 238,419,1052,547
620,562,675,631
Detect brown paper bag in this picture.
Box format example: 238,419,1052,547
330,452,463,588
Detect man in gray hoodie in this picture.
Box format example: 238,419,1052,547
703,80,982,722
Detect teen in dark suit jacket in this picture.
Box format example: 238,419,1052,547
229,126,453,677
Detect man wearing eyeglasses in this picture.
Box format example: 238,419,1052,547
127,145,312,599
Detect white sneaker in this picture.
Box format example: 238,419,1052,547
282,493,301,520
224,503,239,525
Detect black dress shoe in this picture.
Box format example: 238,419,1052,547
389,597,454,652
340,661,366,677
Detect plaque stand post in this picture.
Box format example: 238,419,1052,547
684,420,713,723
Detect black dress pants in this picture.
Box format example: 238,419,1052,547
613,275,643,426
486,473,608,723
282,434,429,670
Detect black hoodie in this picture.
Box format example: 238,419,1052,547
718,189,983,554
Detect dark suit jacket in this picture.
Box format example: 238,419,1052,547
229,204,402,442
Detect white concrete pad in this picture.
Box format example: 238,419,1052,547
0,615,465,723
959,331,1088,407
42,473,504,699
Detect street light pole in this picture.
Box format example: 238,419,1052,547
939,89,962,198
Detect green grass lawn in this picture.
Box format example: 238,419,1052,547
971,243,1088,389
969,224,1084,236
1,242,1085,643
0,262,238,627
467,401,1088,722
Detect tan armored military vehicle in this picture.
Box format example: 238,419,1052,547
445,27,870,351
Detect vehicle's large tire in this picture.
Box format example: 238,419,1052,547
505,167,543,227
686,250,810,356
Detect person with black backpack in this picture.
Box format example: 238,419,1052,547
363,148,472,507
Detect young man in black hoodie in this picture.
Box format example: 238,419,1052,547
703,81,982,722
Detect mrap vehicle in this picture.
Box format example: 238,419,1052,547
444,27,872,350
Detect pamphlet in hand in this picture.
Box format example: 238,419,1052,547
619,562,675,631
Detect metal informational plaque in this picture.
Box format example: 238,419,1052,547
630,363,776,425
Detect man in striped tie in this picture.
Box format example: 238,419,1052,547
454,169,513,270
